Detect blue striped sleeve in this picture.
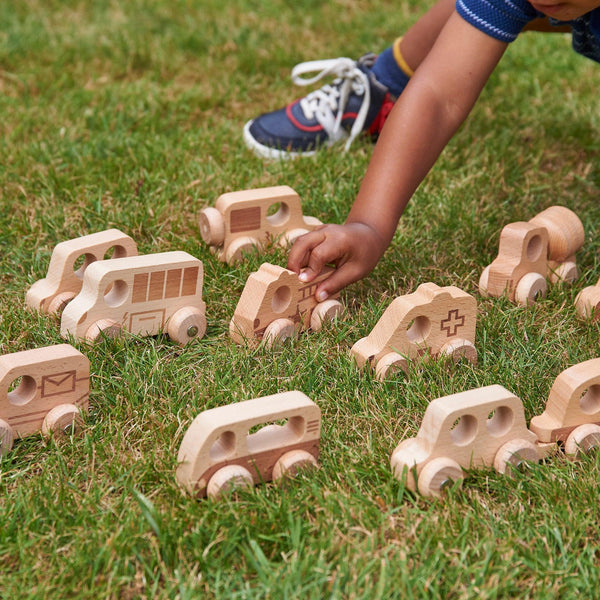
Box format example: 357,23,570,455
456,0,538,42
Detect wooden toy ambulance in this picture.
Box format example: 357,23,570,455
61,251,206,345
176,391,321,498
229,263,343,347
479,206,584,305
351,283,477,381
199,186,322,264
26,229,138,315
0,344,90,455
391,358,600,497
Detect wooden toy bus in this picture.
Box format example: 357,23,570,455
199,186,322,264
176,391,321,498
61,251,207,345
479,206,583,305
391,358,600,497
26,229,138,315
0,344,90,455
229,263,343,347
351,283,477,380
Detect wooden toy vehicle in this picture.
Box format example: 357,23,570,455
61,251,206,345
176,391,321,498
0,344,89,455
199,186,322,264
26,229,138,315
575,279,600,320
390,385,554,497
391,359,600,497
479,206,584,305
351,283,477,381
229,263,343,347
530,358,600,455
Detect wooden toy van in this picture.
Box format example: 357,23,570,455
390,385,555,497
351,283,477,381
26,229,138,315
199,186,322,264
229,263,343,347
61,251,206,345
176,391,321,498
0,344,89,455
479,206,583,305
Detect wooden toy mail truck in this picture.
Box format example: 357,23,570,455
0,344,89,455
229,263,343,347
26,229,138,315
391,358,600,497
61,251,206,345
351,283,477,381
479,206,584,305
199,186,322,264
176,391,321,498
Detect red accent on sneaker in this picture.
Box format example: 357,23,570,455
286,101,360,133
367,93,395,136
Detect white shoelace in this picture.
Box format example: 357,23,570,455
291,57,371,151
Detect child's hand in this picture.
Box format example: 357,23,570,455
287,222,386,300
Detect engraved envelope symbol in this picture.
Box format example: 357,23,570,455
41,370,76,398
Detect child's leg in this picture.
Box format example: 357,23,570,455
244,0,455,159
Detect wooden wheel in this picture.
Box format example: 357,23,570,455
224,236,259,264
440,340,477,365
86,319,121,342
575,287,600,319
199,207,225,246
42,404,83,437
549,261,578,284
47,291,76,315
206,465,253,499
167,307,207,345
417,457,464,497
493,439,538,474
478,265,491,298
0,419,15,456
374,352,408,381
263,318,297,348
564,424,600,457
272,450,318,480
280,228,309,246
515,273,546,306
310,299,343,331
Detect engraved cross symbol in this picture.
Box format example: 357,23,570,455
440,309,465,337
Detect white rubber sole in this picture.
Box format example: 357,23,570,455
242,120,317,160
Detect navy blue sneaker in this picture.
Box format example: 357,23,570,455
243,54,395,159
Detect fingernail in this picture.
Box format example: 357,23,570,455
317,291,328,302
299,271,308,282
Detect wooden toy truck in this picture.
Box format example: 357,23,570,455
26,229,138,315
351,283,477,381
176,391,321,498
391,358,600,497
61,251,207,345
0,344,89,455
229,263,343,347
199,186,322,264
479,206,584,305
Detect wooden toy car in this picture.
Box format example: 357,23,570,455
199,186,322,264
176,391,321,498
479,206,584,305
530,358,600,455
391,358,600,497
351,283,477,381
61,251,206,345
229,262,343,347
26,229,138,315
0,344,90,455
390,385,554,497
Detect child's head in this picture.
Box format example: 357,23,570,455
528,0,600,20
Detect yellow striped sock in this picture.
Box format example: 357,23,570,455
392,37,414,78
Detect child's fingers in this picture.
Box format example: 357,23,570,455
315,262,365,300
287,229,328,280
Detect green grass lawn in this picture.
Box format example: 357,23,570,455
1,0,600,597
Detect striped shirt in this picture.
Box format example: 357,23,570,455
456,0,600,63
